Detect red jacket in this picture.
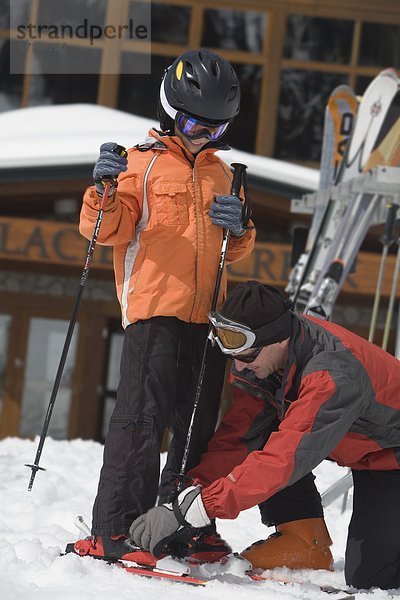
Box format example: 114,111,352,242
191,315,400,520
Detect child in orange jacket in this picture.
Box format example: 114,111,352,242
73,49,255,563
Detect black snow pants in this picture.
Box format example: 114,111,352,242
92,316,226,536
345,469,400,590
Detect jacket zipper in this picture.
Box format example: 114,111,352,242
190,164,199,321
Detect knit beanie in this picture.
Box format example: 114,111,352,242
220,281,293,346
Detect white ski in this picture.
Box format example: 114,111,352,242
293,69,400,316
286,85,358,298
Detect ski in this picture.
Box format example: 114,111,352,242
286,85,358,299
250,573,356,599
292,69,400,316
116,556,207,586
116,558,356,597
316,85,358,214
340,69,399,181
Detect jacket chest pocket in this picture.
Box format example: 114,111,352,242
150,181,190,226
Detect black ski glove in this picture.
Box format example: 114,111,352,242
93,142,128,196
209,194,246,237
129,485,211,557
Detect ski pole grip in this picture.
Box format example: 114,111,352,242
114,144,128,159
230,163,247,197
100,144,128,184
381,203,398,245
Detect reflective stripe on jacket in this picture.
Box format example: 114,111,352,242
200,315,400,520
79,129,255,326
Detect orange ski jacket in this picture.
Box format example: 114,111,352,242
80,130,255,327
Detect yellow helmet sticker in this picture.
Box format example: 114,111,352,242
175,60,183,81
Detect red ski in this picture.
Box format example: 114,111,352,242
116,558,207,586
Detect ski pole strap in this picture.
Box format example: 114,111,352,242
172,500,196,530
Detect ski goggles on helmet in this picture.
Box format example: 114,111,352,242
175,112,230,141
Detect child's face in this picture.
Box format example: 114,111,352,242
174,125,209,155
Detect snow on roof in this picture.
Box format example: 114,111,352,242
0,103,319,191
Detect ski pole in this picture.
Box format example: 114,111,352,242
26,145,128,492
176,163,248,492
382,218,400,351
368,202,398,343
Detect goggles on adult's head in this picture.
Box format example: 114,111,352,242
208,312,256,355
208,308,293,356
175,112,230,141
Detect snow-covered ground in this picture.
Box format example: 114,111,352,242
0,437,397,600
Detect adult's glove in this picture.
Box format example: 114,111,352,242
93,142,128,196
129,485,211,557
209,194,246,237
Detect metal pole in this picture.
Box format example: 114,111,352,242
368,203,398,342
177,163,248,490
382,220,400,351
26,145,127,490
321,471,353,509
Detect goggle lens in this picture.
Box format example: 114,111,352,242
176,113,230,141
211,325,248,350
233,346,263,363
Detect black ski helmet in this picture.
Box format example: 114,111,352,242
158,49,241,133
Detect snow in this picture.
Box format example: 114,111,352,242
0,104,319,191
0,437,397,599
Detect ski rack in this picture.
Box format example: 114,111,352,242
291,166,400,225
290,166,400,509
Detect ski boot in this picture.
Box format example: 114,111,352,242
178,522,232,563
241,517,334,571
65,533,158,565
65,516,157,565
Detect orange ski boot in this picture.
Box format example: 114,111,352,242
241,517,333,571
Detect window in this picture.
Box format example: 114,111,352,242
118,53,173,121
202,8,266,53
227,63,263,153
37,0,107,29
19,317,79,439
0,40,24,112
28,45,100,105
284,15,354,64
359,23,400,69
275,70,348,162
2,0,30,30
130,2,191,45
